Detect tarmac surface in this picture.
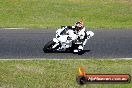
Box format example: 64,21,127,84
0,28,132,59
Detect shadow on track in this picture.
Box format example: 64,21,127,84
43,50,91,55
80,50,91,54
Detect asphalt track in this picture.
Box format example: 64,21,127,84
0,28,132,59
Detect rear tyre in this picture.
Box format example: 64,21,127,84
78,50,83,55
43,40,55,53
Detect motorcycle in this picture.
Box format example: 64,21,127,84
43,26,94,55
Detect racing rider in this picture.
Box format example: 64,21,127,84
59,21,89,52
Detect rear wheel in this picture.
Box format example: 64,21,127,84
78,50,83,55
72,44,83,55
43,40,56,53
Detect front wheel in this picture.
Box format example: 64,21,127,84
43,40,56,53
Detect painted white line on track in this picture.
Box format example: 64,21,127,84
1,28,28,30
0,58,132,60
116,58,132,60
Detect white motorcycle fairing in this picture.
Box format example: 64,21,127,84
43,26,94,54
53,28,77,50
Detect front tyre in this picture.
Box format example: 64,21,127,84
43,40,56,53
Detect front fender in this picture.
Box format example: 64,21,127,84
53,38,59,43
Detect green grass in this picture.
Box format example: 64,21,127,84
0,0,132,29
0,59,132,88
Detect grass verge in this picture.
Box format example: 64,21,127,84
0,0,132,29
0,59,132,88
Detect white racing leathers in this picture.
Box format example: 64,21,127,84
77,27,94,46
72,27,94,52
